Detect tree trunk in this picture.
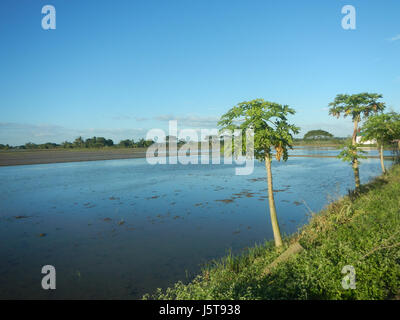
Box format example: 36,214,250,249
379,144,386,173
352,160,361,189
352,119,360,189
265,153,283,247
352,119,359,145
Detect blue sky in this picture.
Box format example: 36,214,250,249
0,0,399,145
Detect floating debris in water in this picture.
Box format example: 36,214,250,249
293,201,302,206
248,177,266,182
38,233,47,237
14,215,29,219
109,196,120,200
103,217,112,222
118,220,125,226
215,199,234,204
273,189,288,193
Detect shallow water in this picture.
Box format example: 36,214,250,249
0,147,394,299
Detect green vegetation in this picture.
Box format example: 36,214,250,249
218,99,299,247
329,93,386,189
303,129,334,140
0,136,155,150
361,112,400,173
144,164,400,300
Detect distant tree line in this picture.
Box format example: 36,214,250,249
303,129,334,140
0,136,155,150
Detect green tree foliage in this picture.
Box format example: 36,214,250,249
328,93,386,189
118,138,153,148
218,98,299,247
337,142,367,164
218,99,299,161
84,136,114,148
61,141,73,148
303,129,333,140
119,139,134,148
0,144,10,150
3,136,154,150
361,112,400,173
73,136,85,148
328,93,386,123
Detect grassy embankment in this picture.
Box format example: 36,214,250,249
145,164,400,300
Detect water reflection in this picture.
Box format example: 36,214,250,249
0,147,393,299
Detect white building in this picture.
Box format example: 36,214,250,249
356,135,376,145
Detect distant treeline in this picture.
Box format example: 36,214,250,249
0,135,223,150
0,133,356,150
0,136,155,150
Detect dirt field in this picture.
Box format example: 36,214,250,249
0,149,147,166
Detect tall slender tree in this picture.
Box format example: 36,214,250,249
218,99,299,247
328,93,385,188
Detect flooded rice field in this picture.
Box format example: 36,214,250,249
0,147,394,299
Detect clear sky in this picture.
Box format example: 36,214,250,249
1,0,399,145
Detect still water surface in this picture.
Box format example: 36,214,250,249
0,147,393,298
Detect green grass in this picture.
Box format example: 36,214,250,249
144,165,400,300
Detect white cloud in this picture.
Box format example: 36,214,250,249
388,34,400,42
112,115,149,121
154,114,220,128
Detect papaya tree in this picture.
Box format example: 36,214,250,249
328,93,386,189
361,112,400,173
218,99,299,247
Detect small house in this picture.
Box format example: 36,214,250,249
356,132,376,145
